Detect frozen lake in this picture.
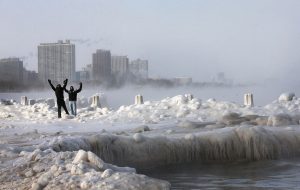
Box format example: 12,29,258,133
1,85,300,189
1,83,299,108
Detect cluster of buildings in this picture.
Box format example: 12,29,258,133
0,40,149,88
0,58,38,87
38,40,149,85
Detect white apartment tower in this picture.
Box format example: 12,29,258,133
38,40,75,83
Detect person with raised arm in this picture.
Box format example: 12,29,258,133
48,79,69,118
64,82,82,116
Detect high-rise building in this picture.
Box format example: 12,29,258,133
111,55,129,77
92,49,111,81
23,70,38,85
0,58,23,83
38,40,75,83
129,59,148,79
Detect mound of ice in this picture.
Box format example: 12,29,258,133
279,92,296,101
2,93,300,126
267,114,299,126
177,120,214,129
0,148,170,190
49,126,300,169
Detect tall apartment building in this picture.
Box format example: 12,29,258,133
0,58,23,83
111,55,129,77
38,40,75,83
129,59,148,79
92,49,111,81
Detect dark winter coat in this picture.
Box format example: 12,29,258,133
65,83,82,101
48,80,68,100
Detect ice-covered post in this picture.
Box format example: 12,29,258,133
244,93,254,107
28,99,36,105
91,95,101,108
21,96,28,105
135,94,144,105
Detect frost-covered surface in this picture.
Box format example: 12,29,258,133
2,93,300,125
1,92,300,189
0,148,169,190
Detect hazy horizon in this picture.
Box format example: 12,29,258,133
0,0,300,85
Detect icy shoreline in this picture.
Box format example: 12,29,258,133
1,93,300,189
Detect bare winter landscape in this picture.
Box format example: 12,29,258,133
1,0,300,189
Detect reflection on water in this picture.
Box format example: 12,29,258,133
142,160,300,189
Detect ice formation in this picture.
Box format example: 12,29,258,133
49,126,300,169
1,92,300,189
0,148,169,189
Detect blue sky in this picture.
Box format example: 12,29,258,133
0,0,300,83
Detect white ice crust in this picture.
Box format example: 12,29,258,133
1,92,300,189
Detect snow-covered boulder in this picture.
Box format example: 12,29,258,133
132,125,150,133
72,150,88,164
177,120,214,129
279,92,295,102
87,151,107,170
220,112,248,125
267,114,298,126
133,133,145,143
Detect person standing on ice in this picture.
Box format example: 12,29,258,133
48,79,69,118
64,82,82,116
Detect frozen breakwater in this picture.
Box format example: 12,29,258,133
1,92,300,189
51,126,300,169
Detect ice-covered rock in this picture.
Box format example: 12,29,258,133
279,92,296,101
177,120,214,129
80,181,90,189
72,150,88,164
37,172,52,187
71,164,85,175
31,182,43,190
220,112,248,125
87,151,107,170
132,125,150,133
184,133,195,140
101,169,114,178
255,116,269,126
267,114,298,126
133,133,145,143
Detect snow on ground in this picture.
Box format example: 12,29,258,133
1,92,300,189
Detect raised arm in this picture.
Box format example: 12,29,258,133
48,79,55,91
76,82,82,93
64,88,69,93
63,79,68,89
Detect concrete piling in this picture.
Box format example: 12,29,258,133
91,95,101,108
21,96,28,105
244,93,254,107
135,95,144,105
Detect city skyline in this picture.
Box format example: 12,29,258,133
0,0,300,85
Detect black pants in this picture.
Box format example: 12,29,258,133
57,99,69,118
